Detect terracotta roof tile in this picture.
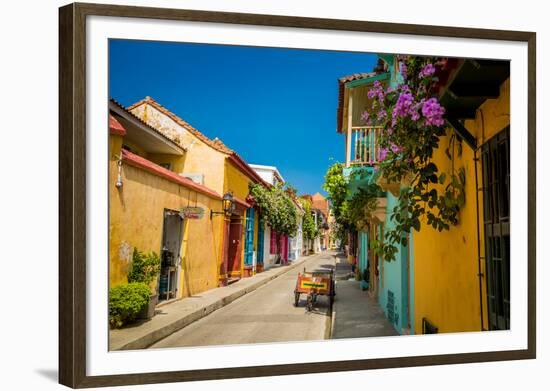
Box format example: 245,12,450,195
128,96,233,154
338,72,378,84
109,98,185,151
109,114,126,136
128,96,272,188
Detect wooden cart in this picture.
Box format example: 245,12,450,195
294,268,335,312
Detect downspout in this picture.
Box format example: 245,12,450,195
474,108,487,331
474,147,485,331
448,114,485,331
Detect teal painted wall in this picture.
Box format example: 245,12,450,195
378,192,409,334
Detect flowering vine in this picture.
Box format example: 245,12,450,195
362,56,466,261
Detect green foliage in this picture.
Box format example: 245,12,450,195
128,248,161,285
346,182,382,230
300,198,317,240
323,162,348,224
322,162,383,243
362,56,467,261
283,183,298,198
249,183,298,238
109,282,151,328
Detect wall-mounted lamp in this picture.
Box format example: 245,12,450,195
115,158,123,188
210,192,235,219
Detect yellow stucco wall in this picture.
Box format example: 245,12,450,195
109,138,224,298
412,133,482,333
147,153,186,173
412,78,510,333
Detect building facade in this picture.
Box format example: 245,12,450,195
249,164,304,268
108,100,224,303
336,55,510,334
128,97,267,285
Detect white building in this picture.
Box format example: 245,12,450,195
249,163,303,268
289,200,304,261
248,164,285,187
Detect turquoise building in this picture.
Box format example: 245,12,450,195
338,54,414,335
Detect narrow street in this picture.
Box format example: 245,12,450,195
149,252,336,348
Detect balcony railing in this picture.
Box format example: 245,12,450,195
348,126,382,166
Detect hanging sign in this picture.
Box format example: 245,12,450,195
181,206,205,220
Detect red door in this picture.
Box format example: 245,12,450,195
227,216,243,279
219,219,231,286
281,235,289,265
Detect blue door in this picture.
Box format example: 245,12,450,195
257,214,264,265
244,208,255,266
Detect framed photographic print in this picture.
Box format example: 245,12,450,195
59,2,536,388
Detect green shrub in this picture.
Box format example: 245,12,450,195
128,248,161,285
109,282,150,328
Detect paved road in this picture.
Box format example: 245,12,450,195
149,252,336,349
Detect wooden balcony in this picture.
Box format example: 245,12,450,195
346,126,382,167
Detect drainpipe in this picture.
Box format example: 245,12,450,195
474,148,485,331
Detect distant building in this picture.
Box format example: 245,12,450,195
311,193,331,251
249,164,285,187
249,164,305,267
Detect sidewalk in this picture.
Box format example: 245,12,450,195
110,254,315,350
331,254,399,339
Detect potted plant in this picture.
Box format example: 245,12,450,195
108,282,151,328
128,248,161,319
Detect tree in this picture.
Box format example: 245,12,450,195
323,162,348,226
322,162,384,248
249,183,299,261
299,198,317,254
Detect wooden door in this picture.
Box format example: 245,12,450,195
244,208,255,267
227,216,243,278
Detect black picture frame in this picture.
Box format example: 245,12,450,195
59,2,536,388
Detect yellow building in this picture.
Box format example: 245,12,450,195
413,60,510,333
108,99,224,303
128,97,267,284
336,56,510,335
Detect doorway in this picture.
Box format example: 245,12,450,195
159,209,184,302
226,214,243,282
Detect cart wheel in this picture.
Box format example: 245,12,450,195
294,292,300,307
306,294,314,312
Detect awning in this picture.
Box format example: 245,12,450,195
439,59,510,149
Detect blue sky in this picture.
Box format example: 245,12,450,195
109,40,377,195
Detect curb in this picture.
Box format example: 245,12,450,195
328,281,337,339
115,253,321,350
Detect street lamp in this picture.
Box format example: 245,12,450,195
211,192,235,219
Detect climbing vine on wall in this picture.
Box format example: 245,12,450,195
361,56,467,261
249,183,298,238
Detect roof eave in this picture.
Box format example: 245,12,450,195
109,99,185,155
